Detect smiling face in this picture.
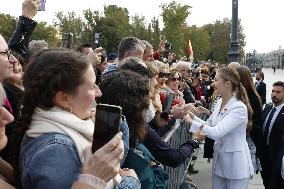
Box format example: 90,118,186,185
67,65,102,120
213,72,229,97
167,72,181,91
0,35,17,80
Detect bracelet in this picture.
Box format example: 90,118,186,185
77,174,106,188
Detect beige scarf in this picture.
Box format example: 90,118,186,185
26,107,121,188
26,107,94,163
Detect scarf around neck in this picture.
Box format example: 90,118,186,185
26,106,94,163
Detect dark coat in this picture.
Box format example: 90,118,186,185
247,90,263,156
8,16,37,62
259,103,284,189
256,80,266,105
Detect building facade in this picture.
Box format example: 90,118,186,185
263,48,284,69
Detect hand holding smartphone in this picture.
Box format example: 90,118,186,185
92,104,122,153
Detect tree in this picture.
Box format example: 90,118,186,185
0,13,16,41
151,17,161,50
53,11,84,48
203,18,246,63
161,1,191,56
189,26,210,61
32,21,59,47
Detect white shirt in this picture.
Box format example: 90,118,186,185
263,103,284,145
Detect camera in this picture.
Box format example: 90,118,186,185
165,42,173,51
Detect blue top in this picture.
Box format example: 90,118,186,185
20,121,140,189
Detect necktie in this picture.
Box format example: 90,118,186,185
264,107,276,143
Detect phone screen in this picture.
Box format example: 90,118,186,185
92,104,122,153
38,0,46,11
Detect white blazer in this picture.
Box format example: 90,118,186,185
190,96,254,179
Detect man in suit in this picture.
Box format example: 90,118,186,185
259,81,284,189
255,71,266,106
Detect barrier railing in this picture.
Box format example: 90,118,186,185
163,120,193,189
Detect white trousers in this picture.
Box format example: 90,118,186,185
212,174,250,189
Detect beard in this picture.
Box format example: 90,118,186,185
271,96,280,104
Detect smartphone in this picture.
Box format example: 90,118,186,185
92,104,122,153
162,93,175,113
38,0,46,11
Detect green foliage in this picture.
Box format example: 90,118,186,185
0,13,16,41
53,11,84,48
32,21,59,47
161,1,191,56
0,2,247,62
189,26,210,61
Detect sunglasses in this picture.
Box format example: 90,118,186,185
158,72,170,78
171,77,181,81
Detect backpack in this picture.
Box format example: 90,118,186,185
123,143,169,189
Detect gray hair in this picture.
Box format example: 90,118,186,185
118,37,144,60
28,40,49,58
228,62,241,69
141,40,153,49
172,61,192,71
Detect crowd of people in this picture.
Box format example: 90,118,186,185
0,1,283,189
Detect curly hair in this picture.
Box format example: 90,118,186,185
11,48,90,187
98,70,150,147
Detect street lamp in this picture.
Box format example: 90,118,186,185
228,0,240,62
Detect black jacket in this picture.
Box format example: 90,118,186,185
247,90,263,156
259,103,284,189
256,80,266,105
8,16,37,62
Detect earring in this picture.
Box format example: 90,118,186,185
65,106,73,113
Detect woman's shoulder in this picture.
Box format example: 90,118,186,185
21,133,78,164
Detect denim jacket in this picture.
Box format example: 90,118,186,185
20,121,140,189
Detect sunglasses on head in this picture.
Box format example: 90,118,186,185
158,72,170,78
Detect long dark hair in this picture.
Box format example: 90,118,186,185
11,48,90,187
236,66,262,106
98,70,150,147
218,67,253,132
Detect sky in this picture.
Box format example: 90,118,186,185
0,0,283,53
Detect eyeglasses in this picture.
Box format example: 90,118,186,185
158,72,170,78
171,77,181,81
0,49,11,60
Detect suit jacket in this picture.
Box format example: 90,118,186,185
256,80,266,105
260,103,284,188
191,96,254,179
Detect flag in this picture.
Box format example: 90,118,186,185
187,32,194,62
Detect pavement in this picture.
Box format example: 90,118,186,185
190,145,264,189
189,67,284,189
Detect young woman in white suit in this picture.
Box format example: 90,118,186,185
186,67,254,189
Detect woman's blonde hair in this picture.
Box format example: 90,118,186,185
0,83,5,106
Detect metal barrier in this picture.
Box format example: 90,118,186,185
163,120,193,189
